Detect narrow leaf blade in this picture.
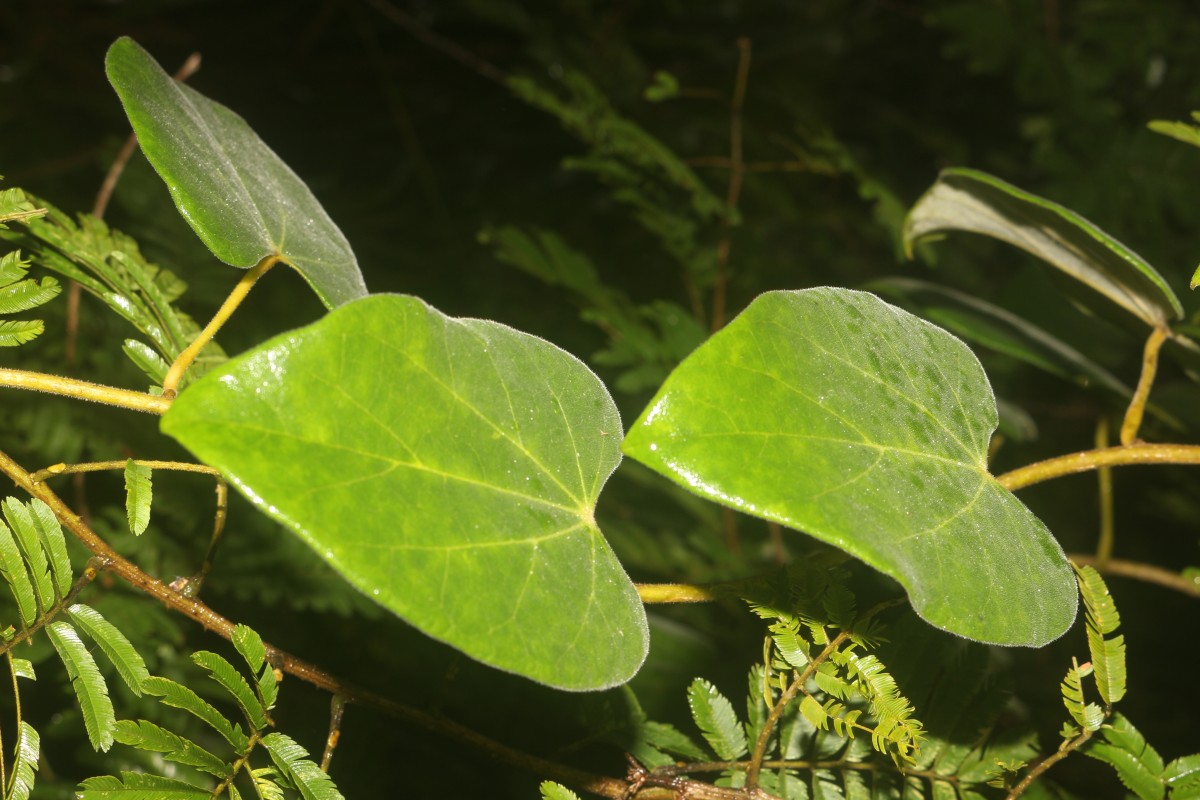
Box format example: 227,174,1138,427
77,772,212,799
29,498,72,598
623,288,1077,646
46,620,115,751
68,603,150,696
113,719,232,778
123,460,152,536
142,676,249,751
191,651,268,731
904,168,1182,326
105,37,367,309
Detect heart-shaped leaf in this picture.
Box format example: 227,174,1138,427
904,168,1181,328
162,294,647,690
105,37,367,309
623,288,1077,647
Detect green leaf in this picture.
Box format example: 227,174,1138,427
123,460,152,536
866,277,1132,399
1164,754,1200,798
162,294,647,690
623,288,1077,646
1083,714,1165,800
1074,564,1125,705
104,37,367,309
904,167,1182,327
12,658,35,680
1,498,56,610
113,719,232,779
1060,662,1103,733
261,732,345,800
67,603,150,696
46,620,115,751
232,624,277,712
540,781,583,800
687,678,747,760
28,497,72,598
8,721,39,800
123,338,170,385
1149,116,1200,150
0,512,38,626
0,319,44,347
77,772,212,799
191,650,269,731
142,676,250,751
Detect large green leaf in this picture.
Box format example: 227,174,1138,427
623,288,1077,646
162,294,647,690
104,37,367,309
904,168,1182,328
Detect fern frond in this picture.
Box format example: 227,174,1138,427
7,721,39,800
687,677,747,760
67,603,149,695
46,620,115,751
28,497,72,598
0,512,38,626
1082,714,1165,800
540,782,583,800
142,676,250,751
192,651,270,731
261,732,345,800
2,498,57,610
123,460,152,536
113,718,232,779
77,772,211,799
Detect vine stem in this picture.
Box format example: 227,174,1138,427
162,254,278,398
1070,553,1200,597
709,36,751,333
636,582,721,603
1005,728,1094,800
994,443,1200,491
30,459,220,483
0,447,630,799
1093,419,1114,567
0,368,169,414
1119,326,1168,446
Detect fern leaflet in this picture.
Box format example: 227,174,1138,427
45,620,116,751
192,651,270,731
687,678,748,760
141,676,250,751
260,732,344,800
123,460,152,536
77,772,211,799
112,719,232,779
0,250,58,348
6,721,39,800
67,603,149,695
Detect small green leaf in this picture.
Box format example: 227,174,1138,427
123,338,171,385
1149,117,1200,150
105,37,367,309
28,497,72,598
2,498,56,609
192,651,269,731
1060,662,1103,733
0,273,59,314
142,676,250,751
67,603,150,696
162,294,647,690
12,658,35,680
540,781,583,800
46,620,115,751
9,722,39,800
0,513,38,626
623,288,1077,646
904,168,1182,327
1163,753,1200,798
261,732,345,800
123,460,152,536
1082,714,1165,800
113,719,232,778
641,721,709,761
687,678,747,760
77,772,212,799
0,319,44,347
232,624,277,712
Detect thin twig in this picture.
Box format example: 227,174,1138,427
362,0,508,85
1093,419,1114,566
1069,553,1200,598
1119,326,1169,446
709,37,751,333
1005,728,1093,800
0,447,629,799
321,694,347,772
30,459,220,483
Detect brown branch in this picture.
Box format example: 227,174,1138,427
710,37,751,333
0,447,628,799
362,0,508,85
1005,727,1093,800
1069,553,1200,598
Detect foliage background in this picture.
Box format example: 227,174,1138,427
1,1,1199,796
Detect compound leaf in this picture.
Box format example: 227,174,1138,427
142,676,249,751
261,732,344,800
1082,714,1165,800
687,678,747,760
113,719,231,779
68,603,150,696
105,37,367,309
9,722,39,800
0,513,37,626
28,497,72,598
77,772,212,799
46,620,115,752
2,497,55,609
162,294,647,690
540,782,583,800
123,460,152,536
623,288,1077,646
192,651,269,732
904,168,1181,327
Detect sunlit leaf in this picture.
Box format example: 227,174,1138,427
261,732,344,800
192,651,269,731
624,288,1077,646
9,722,39,800
68,603,150,696
77,772,212,799
142,676,250,751
904,168,1182,327
113,719,231,779
46,621,115,751
687,678,747,760
105,37,367,309
124,460,152,536
1082,714,1165,800
163,294,647,690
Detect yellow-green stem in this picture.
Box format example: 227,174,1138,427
636,583,721,603
162,254,278,397
1120,326,1168,446
30,459,220,483
996,443,1200,491
0,368,169,415
1094,420,1114,567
